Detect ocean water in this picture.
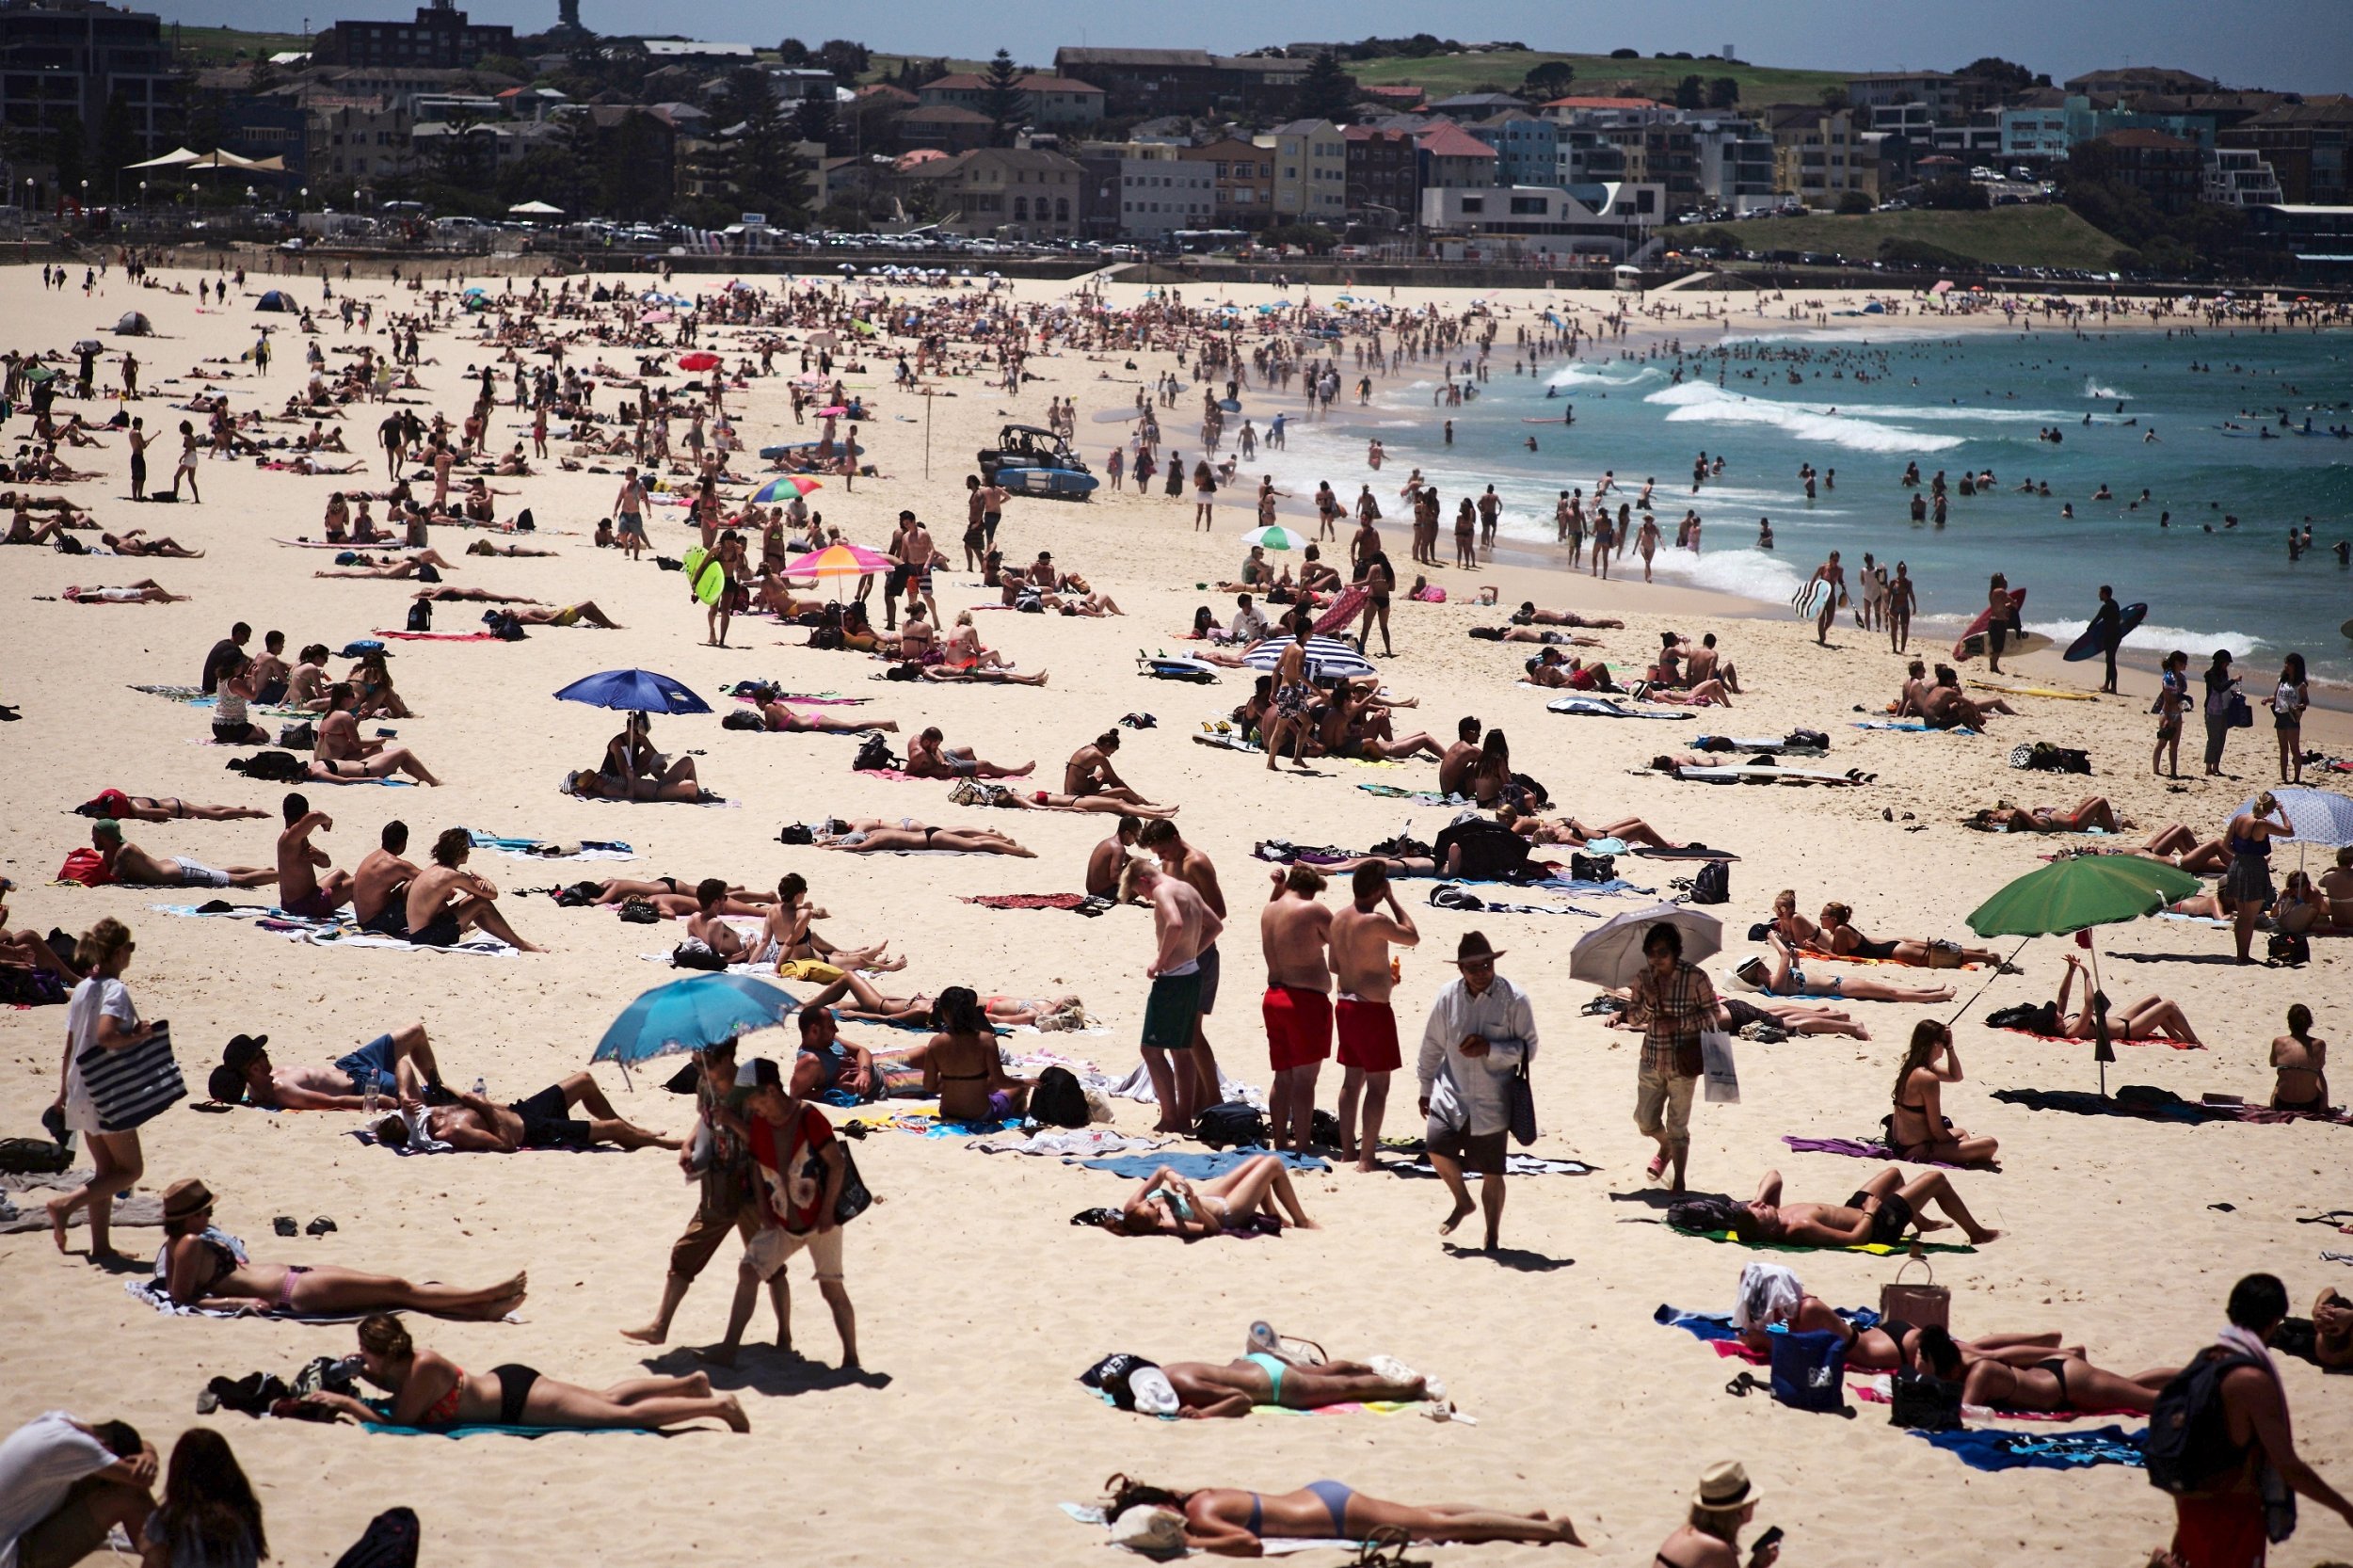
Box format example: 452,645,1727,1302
1249,327,2353,681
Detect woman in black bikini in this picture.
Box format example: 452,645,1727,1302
1918,1325,2176,1416
912,986,1031,1123
1101,1473,1579,1553
156,1178,527,1320
1888,1020,2000,1166
301,1314,748,1432
1816,904,2004,969
814,820,1034,856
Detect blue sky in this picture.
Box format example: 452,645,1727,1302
162,0,2352,94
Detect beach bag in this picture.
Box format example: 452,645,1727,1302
1881,1255,1951,1331
1700,1030,1740,1104
56,846,112,887
228,750,305,783
1505,1058,1538,1145
2267,932,2310,968
1690,860,1730,905
1987,1000,2060,1036
828,1142,873,1225
77,1021,186,1133
1193,1101,1267,1149
1767,1327,1847,1414
1887,1371,1963,1432
0,967,69,1006
1568,853,1615,885
1028,1065,1090,1129
2147,1347,2273,1497
2226,693,2254,729
406,600,432,632
852,733,901,773
669,940,728,972
277,721,315,749
776,824,815,845
331,1508,421,1568
1433,818,1530,883
0,1136,73,1175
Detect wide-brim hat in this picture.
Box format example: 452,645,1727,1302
1108,1507,1186,1556
222,1033,269,1072
1694,1459,1761,1511
1450,930,1506,965
162,1177,216,1223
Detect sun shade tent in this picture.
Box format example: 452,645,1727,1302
507,200,564,216
255,290,297,312
113,312,152,334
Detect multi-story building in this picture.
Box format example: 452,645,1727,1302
2203,146,2284,206
1845,72,1961,124
1049,47,1310,117
1342,123,1417,228
1537,100,1705,212
1113,141,1213,240
898,104,994,153
900,144,1082,239
916,72,1105,127
2220,97,2353,206
1267,118,1347,222
2063,65,2217,98
1416,120,1499,191
1175,136,1273,227
312,0,514,70
1687,116,1777,212
0,0,184,189
1762,104,1872,206
2093,127,2203,212
1417,179,1662,260
1463,110,1559,187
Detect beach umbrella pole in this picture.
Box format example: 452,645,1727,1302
1939,936,2036,1029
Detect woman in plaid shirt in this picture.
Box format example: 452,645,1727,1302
1627,924,1722,1194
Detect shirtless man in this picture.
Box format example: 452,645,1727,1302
352,820,419,933
1723,1165,2000,1248
1437,717,1482,798
1064,730,1154,806
1805,552,1846,646
275,792,352,919
1683,633,1739,694
1263,628,1314,773
312,685,441,785
1139,820,1227,1123
402,827,542,951
1259,865,1334,1156
1329,861,1421,1171
212,1024,443,1111
1087,815,1142,898
1123,855,1225,1135
887,511,938,631
88,820,274,888
378,1072,674,1153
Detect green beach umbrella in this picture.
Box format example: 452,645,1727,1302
1241,524,1306,552
1965,854,2201,1096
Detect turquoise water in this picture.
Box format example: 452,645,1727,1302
1259,325,2353,681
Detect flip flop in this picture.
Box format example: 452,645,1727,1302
273,1215,298,1237
1645,1153,1669,1180
306,1216,338,1236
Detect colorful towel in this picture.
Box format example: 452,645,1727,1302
1080,1150,1330,1178
1782,1134,1971,1170
371,630,504,642
1912,1425,2146,1472
1852,721,1977,735
1668,1224,1977,1256
1356,783,1470,805
854,768,927,781
362,1422,651,1439
1851,1373,2143,1423
1655,1302,1877,1348
959,892,1099,913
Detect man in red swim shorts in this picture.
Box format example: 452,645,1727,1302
1328,862,1420,1172
1258,864,1334,1156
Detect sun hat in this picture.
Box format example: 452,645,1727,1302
162,1178,216,1224
1694,1459,1761,1511
222,1033,269,1073
1449,930,1506,966
1108,1506,1187,1556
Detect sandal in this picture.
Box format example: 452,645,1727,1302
1645,1153,1668,1180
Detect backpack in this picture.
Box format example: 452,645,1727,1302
1987,1000,2061,1036
228,749,306,783
2267,931,2310,968
0,1136,73,1175
0,967,69,1006
1690,860,1730,905
1887,1371,1963,1432
486,612,526,641
853,733,901,773
1433,817,1532,883
1028,1065,1090,1128
2146,1347,2266,1496
1568,852,1615,885
406,599,432,632
1767,1327,1848,1414
1193,1100,1268,1149
776,824,815,845
331,1508,421,1568
277,721,316,749
670,940,728,971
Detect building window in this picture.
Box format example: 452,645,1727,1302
1461,196,1484,213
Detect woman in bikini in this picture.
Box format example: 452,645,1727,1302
1100,1474,1577,1553
301,1315,746,1432
1969,795,2127,834
2269,1003,2329,1112
1737,934,1956,1005
1917,1325,2176,1416
792,966,1080,1029
2051,952,2202,1045
1101,1156,1321,1238
2131,824,2232,872
75,790,266,823
1815,904,2004,969
814,820,1035,856
911,987,1032,1123
1500,805,1677,850
156,1178,525,1320
1888,1020,2000,1166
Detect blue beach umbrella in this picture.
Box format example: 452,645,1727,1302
594,974,800,1070
553,668,711,714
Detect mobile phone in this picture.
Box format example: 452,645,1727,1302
1750,1525,1785,1558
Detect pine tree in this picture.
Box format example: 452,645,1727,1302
980,49,1024,146
1293,50,1355,124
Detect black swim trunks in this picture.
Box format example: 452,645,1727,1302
506,1083,593,1150
361,905,410,938
408,912,462,948
1849,1189,1913,1246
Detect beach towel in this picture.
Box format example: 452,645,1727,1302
1546,696,1693,721
1629,844,1742,861
1193,731,1262,755
958,893,1112,915
468,829,633,862
1080,1150,1329,1179
558,774,737,806
1655,1302,1877,1348
1310,584,1368,635
371,630,504,642
0,1172,166,1234
852,768,928,782
1671,764,1873,786
1993,1086,2345,1124
361,1421,653,1439
968,1128,1168,1159
1782,1134,1970,1170
1426,883,1599,918
1389,1153,1593,1177
1852,721,1976,735
1912,1425,2146,1472
1530,874,1656,897
1664,1223,1976,1256
1058,1503,1348,1557
1356,783,1470,806
1849,1372,2145,1424
127,1277,380,1322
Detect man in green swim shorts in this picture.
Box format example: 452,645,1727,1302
1125,856,1224,1136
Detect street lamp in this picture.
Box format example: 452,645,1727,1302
300,186,310,213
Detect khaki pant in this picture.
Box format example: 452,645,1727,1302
1634,1064,1695,1154
667,1185,756,1280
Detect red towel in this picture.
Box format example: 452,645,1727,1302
959,893,1089,911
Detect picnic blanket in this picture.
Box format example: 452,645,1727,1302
1080,1150,1330,1179
1993,1086,2347,1125
1912,1425,2146,1472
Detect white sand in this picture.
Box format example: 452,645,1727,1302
2,259,2348,1567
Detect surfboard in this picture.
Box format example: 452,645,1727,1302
1218,398,1241,412
1952,589,2027,661
1969,680,2095,701
2063,601,2148,662
1791,579,1833,619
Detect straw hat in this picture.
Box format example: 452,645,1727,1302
1108,1507,1186,1556
162,1177,216,1224
1693,1459,1761,1511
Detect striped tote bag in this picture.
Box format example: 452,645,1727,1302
78,1024,186,1132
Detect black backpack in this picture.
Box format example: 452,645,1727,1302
332,1508,421,1568
1690,860,1730,905
0,1136,73,1175
853,733,901,773
1193,1100,1268,1148
407,599,432,632
1568,852,1615,884
1986,1000,2062,1036
2146,1346,2267,1496
1433,817,1532,883
2267,931,2310,968
1028,1065,1089,1128
228,749,306,782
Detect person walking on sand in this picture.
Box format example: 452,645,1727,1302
1259,865,1333,1157
1806,551,1845,646
2272,653,2308,785
1625,921,1722,1194
1416,932,1535,1253
44,919,152,1261
623,1036,755,1348
1330,861,1418,1172
2089,585,2123,695
1124,856,1225,1136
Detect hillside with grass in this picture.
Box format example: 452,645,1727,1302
1346,49,1851,107
170,25,312,65
1678,207,2128,271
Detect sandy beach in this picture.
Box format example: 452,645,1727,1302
2,258,2349,1568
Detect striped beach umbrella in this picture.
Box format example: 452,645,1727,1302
1240,634,1375,680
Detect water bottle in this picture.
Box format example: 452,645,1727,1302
472,1076,487,1098
362,1079,379,1116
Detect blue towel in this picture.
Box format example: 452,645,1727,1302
1914,1425,2146,1472
1654,1303,1880,1344
1531,876,1655,897
1080,1149,1330,1178
362,1422,654,1440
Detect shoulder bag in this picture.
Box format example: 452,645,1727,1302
79,1020,186,1133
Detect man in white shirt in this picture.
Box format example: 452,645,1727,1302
1416,930,1536,1252
0,1412,153,1568
1227,595,1272,648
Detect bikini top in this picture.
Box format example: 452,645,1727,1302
419,1367,465,1429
